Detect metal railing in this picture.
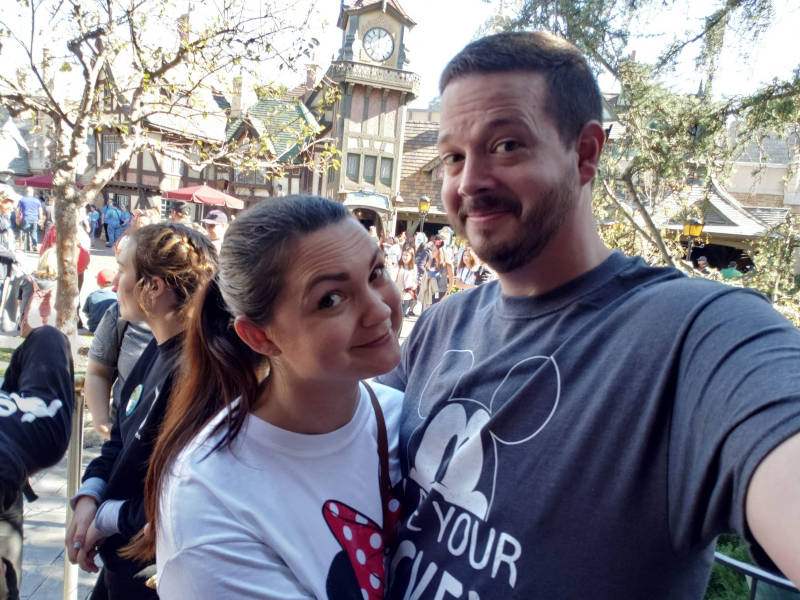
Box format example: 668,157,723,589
714,551,799,599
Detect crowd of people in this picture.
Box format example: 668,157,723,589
1,30,800,600
376,229,494,318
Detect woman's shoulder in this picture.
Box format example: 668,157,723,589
365,380,403,426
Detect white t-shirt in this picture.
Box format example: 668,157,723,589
156,382,403,600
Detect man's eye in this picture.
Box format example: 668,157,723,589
370,266,386,282
495,140,520,153
441,153,463,166
318,293,344,310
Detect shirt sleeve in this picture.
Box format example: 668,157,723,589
88,304,120,368
158,542,313,600
667,288,800,555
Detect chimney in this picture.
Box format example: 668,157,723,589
230,76,243,119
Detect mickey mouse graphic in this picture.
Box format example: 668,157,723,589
407,349,561,519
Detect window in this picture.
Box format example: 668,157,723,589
363,155,377,184
102,134,120,162
346,154,360,182
379,157,393,185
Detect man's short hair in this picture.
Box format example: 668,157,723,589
170,201,192,217
440,31,602,145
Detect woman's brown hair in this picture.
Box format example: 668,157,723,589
125,195,349,560
128,224,218,318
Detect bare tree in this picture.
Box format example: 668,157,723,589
0,0,331,333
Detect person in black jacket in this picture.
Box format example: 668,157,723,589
0,326,74,599
65,223,216,600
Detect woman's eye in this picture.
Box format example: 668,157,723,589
318,292,344,310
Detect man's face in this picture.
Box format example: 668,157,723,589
0,200,14,216
205,222,224,240
438,72,581,274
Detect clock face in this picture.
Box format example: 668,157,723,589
363,27,394,62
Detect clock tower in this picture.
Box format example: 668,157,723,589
316,0,418,236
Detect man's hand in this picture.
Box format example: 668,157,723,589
65,496,98,567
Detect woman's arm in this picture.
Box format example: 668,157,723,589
158,542,313,600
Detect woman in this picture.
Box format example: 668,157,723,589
18,247,58,336
128,196,404,599
454,247,491,289
395,244,417,317
65,223,217,599
419,240,451,311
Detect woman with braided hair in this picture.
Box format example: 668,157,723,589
65,223,217,599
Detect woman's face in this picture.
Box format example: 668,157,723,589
114,240,147,323
401,249,413,266
262,218,402,385
463,250,475,267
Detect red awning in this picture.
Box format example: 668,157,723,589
162,184,244,210
14,173,84,189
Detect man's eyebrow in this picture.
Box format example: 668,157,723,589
438,117,529,146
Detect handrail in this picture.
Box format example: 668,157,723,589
714,551,798,599
62,376,85,600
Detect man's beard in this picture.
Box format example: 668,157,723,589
456,171,579,274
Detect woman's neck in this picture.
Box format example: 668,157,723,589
252,371,361,435
147,312,185,345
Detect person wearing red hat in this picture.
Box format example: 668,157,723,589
81,269,118,333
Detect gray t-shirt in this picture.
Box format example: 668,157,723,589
88,303,153,410
379,251,800,599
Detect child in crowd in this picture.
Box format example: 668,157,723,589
82,269,118,333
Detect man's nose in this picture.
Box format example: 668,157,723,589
457,154,494,198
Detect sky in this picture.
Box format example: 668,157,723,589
307,0,799,108
2,0,797,108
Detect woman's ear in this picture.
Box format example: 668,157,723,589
234,316,281,357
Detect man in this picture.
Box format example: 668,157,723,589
0,327,74,599
169,201,192,224
200,209,227,253
102,199,124,247
15,188,41,253
379,32,800,598
41,196,54,235
722,260,742,280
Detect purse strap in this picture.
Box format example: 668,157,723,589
363,381,395,543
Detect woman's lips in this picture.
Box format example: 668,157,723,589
355,331,392,349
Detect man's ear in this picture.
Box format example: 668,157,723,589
233,316,281,357
575,121,606,187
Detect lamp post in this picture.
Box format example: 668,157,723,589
418,195,430,235
682,219,705,264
